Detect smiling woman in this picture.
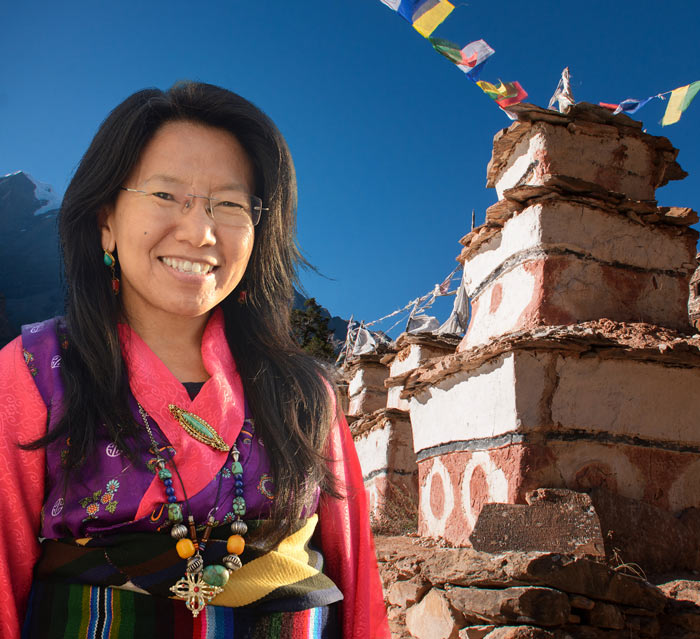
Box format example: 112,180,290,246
0,82,389,639
101,122,256,360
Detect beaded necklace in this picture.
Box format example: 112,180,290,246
137,403,247,617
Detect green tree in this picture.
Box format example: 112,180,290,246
290,297,335,361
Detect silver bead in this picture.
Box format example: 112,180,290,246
230,520,248,535
170,524,188,540
223,554,242,571
187,555,204,574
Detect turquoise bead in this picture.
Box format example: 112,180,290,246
231,461,243,476
158,468,172,480
232,497,246,516
168,503,183,522
103,252,114,267
203,564,230,587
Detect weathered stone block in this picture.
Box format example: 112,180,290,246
347,362,389,397
386,383,411,411
352,409,418,527
462,252,692,349
469,490,605,558
459,626,496,639
348,388,386,416
486,117,682,202
447,586,570,627
658,579,700,606
405,588,463,639
587,602,625,630
462,200,697,299
387,576,430,608
420,549,666,612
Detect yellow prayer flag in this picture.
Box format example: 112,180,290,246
476,80,510,98
662,85,690,126
412,0,454,38
661,81,700,126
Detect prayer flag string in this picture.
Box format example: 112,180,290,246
377,1,528,111
598,81,700,126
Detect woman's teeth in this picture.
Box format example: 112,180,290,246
161,257,214,274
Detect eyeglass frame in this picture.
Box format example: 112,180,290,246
119,186,268,226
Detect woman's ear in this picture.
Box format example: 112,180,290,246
99,205,116,252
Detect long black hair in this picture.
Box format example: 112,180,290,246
26,82,340,542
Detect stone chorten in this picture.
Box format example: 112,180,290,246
401,103,700,554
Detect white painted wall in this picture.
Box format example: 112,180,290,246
410,353,519,454
552,357,700,445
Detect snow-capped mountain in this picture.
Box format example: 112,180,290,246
0,171,64,346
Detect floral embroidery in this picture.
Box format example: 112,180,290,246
258,474,275,500
79,478,120,521
218,466,232,479
59,437,71,467
23,349,38,377
222,512,235,524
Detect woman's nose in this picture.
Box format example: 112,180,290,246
175,196,217,245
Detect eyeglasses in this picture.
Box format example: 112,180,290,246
120,185,267,227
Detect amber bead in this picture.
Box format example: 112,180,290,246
176,538,196,559
227,534,245,555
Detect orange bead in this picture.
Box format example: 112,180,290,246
227,534,245,555
176,538,196,559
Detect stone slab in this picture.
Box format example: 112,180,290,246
469,490,605,558
446,586,570,626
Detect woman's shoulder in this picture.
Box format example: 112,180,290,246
0,316,65,411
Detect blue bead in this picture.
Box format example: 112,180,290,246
165,486,176,497
168,495,177,503
235,488,244,496
163,478,173,486
235,480,244,488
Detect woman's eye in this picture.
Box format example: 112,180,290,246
218,200,244,209
151,191,175,201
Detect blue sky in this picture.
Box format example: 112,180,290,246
2,1,699,336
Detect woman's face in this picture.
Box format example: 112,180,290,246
101,121,256,326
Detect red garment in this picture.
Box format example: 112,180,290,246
0,322,389,639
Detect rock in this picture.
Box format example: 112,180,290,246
587,602,625,630
625,614,660,637
420,548,537,587
658,579,700,605
469,490,605,557
405,588,463,639
661,599,700,632
388,576,430,608
524,554,667,612
447,586,570,627
459,626,497,639
421,549,666,612
482,627,558,639
569,595,595,610
589,487,700,574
